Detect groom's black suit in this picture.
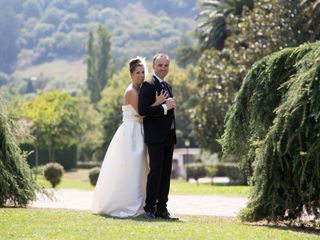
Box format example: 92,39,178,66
138,75,176,213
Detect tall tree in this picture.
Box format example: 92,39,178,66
86,25,112,103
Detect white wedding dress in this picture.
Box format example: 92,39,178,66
91,105,148,217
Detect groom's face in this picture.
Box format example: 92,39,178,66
153,56,170,79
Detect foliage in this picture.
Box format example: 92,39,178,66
221,41,320,222
88,167,100,186
43,162,64,188
0,97,38,207
205,164,217,185
0,3,20,73
19,91,85,162
186,163,207,183
165,63,199,147
302,0,320,41
196,0,253,50
175,44,200,68
0,72,9,86
86,25,112,103
193,0,314,153
12,1,196,69
98,66,129,158
77,97,104,162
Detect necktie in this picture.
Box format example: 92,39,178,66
161,81,170,97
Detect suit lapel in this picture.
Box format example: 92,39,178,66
153,75,172,97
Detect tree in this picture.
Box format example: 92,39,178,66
302,0,320,41
98,66,129,159
77,96,104,162
23,0,43,19
196,0,253,51
0,98,38,207
0,5,20,73
69,0,89,17
193,0,312,153
221,41,320,223
86,25,112,103
19,91,85,163
165,62,199,147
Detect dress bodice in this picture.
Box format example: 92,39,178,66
122,105,143,122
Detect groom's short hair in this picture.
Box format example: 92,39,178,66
153,53,170,64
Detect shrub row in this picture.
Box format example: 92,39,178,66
186,163,247,185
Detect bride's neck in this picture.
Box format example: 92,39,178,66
132,83,140,91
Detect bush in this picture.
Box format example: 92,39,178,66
88,167,100,186
212,163,246,185
206,164,218,185
185,163,207,183
77,161,101,169
32,165,46,175
224,165,243,184
44,163,64,188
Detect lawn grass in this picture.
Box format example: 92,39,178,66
37,169,251,197
37,169,94,191
1,208,318,240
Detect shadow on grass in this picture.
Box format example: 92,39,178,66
94,213,185,223
245,221,320,236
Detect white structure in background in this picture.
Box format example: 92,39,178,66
172,148,200,179
172,148,220,179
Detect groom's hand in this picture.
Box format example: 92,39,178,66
165,98,176,110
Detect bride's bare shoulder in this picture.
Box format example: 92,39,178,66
124,84,138,98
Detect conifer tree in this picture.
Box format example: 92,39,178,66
86,25,112,103
221,41,320,222
0,99,38,207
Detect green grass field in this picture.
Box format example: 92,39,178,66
38,169,251,197
1,209,318,240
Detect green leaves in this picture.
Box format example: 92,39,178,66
0,97,38,207
222,41,320,222
19,91,85,161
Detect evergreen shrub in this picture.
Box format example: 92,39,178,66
221,41,320,221
0,99,38,207
88,167,100,186
44,163,64,188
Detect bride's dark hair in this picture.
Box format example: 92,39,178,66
129,58,144,73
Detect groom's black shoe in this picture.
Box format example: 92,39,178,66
155,210,179,221
144,211,156,219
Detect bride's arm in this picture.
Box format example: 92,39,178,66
151,90,167,106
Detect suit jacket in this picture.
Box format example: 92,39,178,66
138,75,176,144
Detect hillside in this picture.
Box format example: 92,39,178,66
0,0,197,75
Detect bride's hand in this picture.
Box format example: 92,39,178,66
152,90,167,106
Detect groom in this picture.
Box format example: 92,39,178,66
138,53,178,220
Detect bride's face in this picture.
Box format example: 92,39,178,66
131,66,145,86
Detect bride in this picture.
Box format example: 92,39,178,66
91,57,166,217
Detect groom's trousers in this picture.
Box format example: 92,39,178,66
144,130,175,213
